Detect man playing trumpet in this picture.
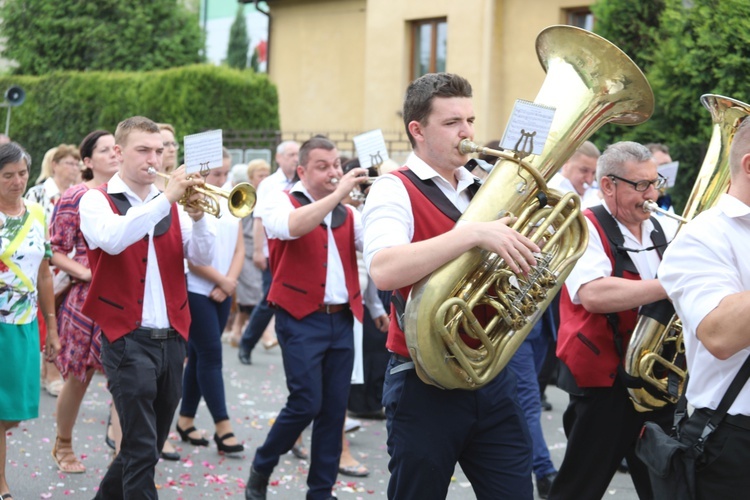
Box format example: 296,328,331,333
79,116,214,499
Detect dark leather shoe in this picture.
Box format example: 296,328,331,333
214,432,244,455
536,471,557,499
540,395,552,412
160,450,180,461
291,443,308,460
238,349,252,365
245,467,268,500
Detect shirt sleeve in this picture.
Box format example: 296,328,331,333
180,209,215,267
261,190,295,240
658,216,739,339
564,217,612,304
362,175,414,273
79,189,173,254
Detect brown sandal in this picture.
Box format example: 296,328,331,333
51,436,86,474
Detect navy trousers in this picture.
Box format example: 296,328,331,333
96,332,185,500
252,308,354,500
383,356,533,500
239,264,274,355
181,292,232,422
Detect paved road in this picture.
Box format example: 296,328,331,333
7,344,641,499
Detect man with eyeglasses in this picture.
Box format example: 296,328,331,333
548,141,675,500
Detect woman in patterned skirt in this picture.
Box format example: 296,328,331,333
0,142,60,500
50,131,120,473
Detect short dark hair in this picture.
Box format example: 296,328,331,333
115,116,159,146
298,135,336,167
403,73,473,147
0,142,31,173
79,130,113,181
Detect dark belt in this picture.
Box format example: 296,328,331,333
315,303,349,314
132,327,179,340
696,408,750,431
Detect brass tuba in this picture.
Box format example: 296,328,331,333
625,94,750,411
403,25,655,390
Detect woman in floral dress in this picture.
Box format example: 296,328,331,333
0,142,60,500
49,131,119,473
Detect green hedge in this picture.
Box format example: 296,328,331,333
0,64,279,182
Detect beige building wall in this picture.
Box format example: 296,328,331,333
269,0,593,146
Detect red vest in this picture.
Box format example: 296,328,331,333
82,186,191,342
386,170,457,358
556,209,641,387
266,193,363,321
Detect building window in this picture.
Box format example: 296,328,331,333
564,7,594,31
411,18,447,79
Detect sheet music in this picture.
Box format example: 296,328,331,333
353,129,390,169
500,100,556,156
184,130,223,175
657,161,679,188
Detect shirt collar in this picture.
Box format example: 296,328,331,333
406,152,477,193
717,193,750,219
42,176,61,197
108,172,161,204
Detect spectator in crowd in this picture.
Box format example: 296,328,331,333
176,161,245,456
0,142,61,500
50,130,120,474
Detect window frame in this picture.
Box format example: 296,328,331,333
410,17,448,81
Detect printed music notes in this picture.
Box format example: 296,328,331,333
184,130,223,175
353,129,389,169
501,100,556,157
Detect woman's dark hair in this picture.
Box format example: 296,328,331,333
0,142,32,173
79,130,112,182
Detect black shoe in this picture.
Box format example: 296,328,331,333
541,395,553,412
536,471,557,499
175,424,209,446
238,349,252,365
245,467,269,500
214,432,244,455
160,450,181,461
617,458,629,473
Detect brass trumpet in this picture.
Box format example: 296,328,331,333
330,176,379,184
147,167,256,218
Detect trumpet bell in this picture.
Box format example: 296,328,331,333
226,182,256,218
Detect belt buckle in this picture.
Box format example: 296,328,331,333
325,304,334,314
150,328,169,340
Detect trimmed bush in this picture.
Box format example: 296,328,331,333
0,64,279,181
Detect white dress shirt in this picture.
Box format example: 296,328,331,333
362,152,476,273
658,194,750,415
79,173,215,329
547,172,602,210
262,182,363,306
253,168,296,258
565,201,662,304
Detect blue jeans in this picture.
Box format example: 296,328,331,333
508,318,557,480
180,292,232,422
239,265,274,354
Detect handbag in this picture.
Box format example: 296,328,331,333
635,354,750,500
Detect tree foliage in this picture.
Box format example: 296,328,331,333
0,0,205,75
591,0,750,211
227,5,250,70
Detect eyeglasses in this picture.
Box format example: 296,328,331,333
60,160,80,168
608,174,667,192
163,141,179,149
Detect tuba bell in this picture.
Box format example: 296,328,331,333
403,25,655,390
625,94,750,411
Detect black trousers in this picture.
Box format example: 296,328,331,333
689,409,750,499
95,332,186,500
548,376,674,500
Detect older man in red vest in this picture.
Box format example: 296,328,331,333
245,136,384,500
80,116,214,500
